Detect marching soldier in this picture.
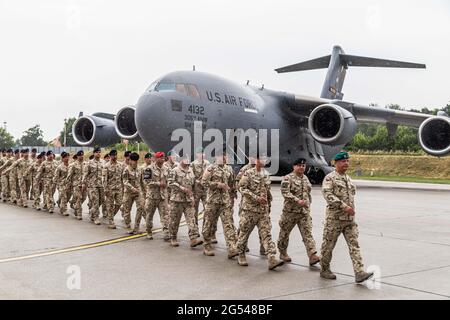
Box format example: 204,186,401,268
143,152,169,240
201,149,238,258
82,147,104,225
5,149,21,205
320,151,374,283
277,158,320,265
122,152,145,233
28,148,37,199
36,151,57,213
103,150,123,229
190,147,210,226
66,150,85,220
167,156,203,248
53,152,70,216
17,149,31,207
0,149,5,199
0,149,13,202
236,154,284,270
29,152,45,210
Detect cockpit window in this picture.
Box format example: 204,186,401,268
176,84,187,94
155,81,176,92
146,81,158,92
186,84,200,98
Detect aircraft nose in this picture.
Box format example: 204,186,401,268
135,93,169,150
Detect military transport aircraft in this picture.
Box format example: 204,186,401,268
72,45,450,183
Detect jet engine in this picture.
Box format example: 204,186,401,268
114,106,141,140
73,114,121,146
418,116,450,156
308,104,357,145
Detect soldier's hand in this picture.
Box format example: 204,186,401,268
257,196,268,205
82,185,86,193
297,200,306,207
160,182,166,188
344,206,355,215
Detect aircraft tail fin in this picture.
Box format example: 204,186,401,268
275,45,426,100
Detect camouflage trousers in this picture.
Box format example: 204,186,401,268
9,174,19,204
169,201,199,240
42,180,55,211
145,197,168,235
236,209,277,256
105,189,123,223
57,186,70,214
1,174,10,200
320,216,364,274
32,181,43,209
71,186,84,218
193,189,207,225
88,187,104,220
122,191,144,228
277,209,317,257
202,202,237,249
18,177,29,207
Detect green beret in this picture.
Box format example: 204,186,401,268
333,151,350,161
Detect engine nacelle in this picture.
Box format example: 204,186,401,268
308,104,357,145
418,116,450,156
73,115,121,146
114,105,141,140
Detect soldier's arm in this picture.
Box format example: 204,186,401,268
280,176,300,203
35,163,44,181
3,160,17,175
238,172,259,201
228,169,237,198
52,166,60,185
102,166,108,189
81,163,89,186
201,167,217,189
322,176,347,209
168,170,184,192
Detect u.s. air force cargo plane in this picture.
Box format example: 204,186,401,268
73,45,450,182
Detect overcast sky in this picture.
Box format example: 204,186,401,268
0,0,449,141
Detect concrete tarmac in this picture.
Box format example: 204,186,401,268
0,181,449,300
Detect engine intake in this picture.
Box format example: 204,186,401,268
114,106,140,140
73,115,121,146
308,104,357,145
418,116,450,156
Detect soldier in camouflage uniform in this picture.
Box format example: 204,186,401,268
1,149,14,202
168,157,203,248
5,149,21,205
278,158,320,265
143,152,169,240
28,152,45,210
28,148,37,200
17,149,31,207
53,152,70,216
66,150,85,220
236,155,284,270
201,150,239,258
103,150,123,229
82,147,104,225
36,151,57,213
320,151,374,283
190,147,210,226
0,149,6,199
122,152,145,233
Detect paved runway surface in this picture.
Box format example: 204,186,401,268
0,181,449,300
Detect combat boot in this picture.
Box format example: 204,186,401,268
355,271,374,283
190,238,203,247
309,253,320,266
227,248,239,259
146,232,153,240
108,222,116,229
279,252,292,263
267,255,284,270
163,233,171,242
170,239,179,247
211,236,218,244
259,245,266,256
94,218,101,225
203,244,215,256
238,254,248,266
320,270,337,280
48,209,54,214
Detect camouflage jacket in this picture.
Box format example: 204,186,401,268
82,159,103,188
168,165,195,203
123,165,144,194
201,163,235,205
143,163,167,200
190,159,210,193
239,167,272,213
0,157,13,176
53,163,70,189
281,172,312,213
36,160,57,183
66,161,84,188
103,161,123,191
4,157,20,177
26,160,43,183
322,171,356,221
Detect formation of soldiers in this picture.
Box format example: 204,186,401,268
0,147,374,283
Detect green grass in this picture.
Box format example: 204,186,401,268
350,175,450,185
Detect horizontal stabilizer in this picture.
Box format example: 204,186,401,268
275,55,331,73
340,54,425,69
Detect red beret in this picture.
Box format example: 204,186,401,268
155,152,165,159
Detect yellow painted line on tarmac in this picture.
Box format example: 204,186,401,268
0,213,203,264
